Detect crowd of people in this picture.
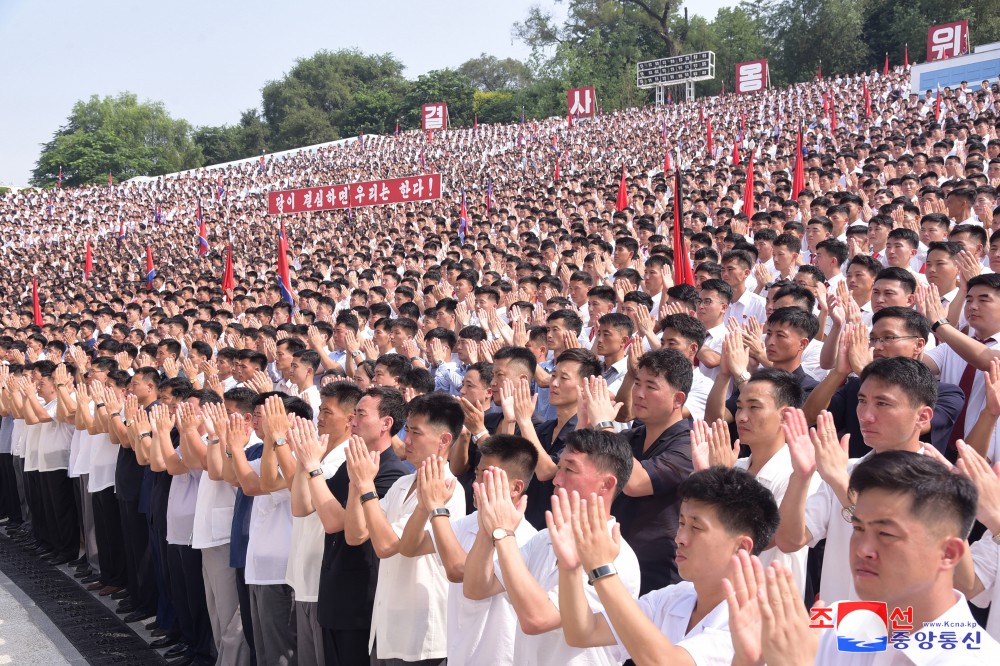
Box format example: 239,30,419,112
0,62,1000,665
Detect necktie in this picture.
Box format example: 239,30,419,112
946,337,995,456
919,263,926,274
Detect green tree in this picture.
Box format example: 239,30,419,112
702,5,770,95
473,91,519,124
32,93,202,187
458,54,534,91
193,125,244,165
402,69,476,129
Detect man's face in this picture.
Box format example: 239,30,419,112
587,297,614,322
869,317,925,360
552,448,613,499
274,344,294,372
317,397,353,438
659,329,697,361
289,357,311,387
239,359,258,382
674,499,745,583
721,260,750,290
696,289,726,326
764,322,806,364
612,244,633,269
845,265,875,300
871,279,914,312
595,324,627,358
549,361,585,408
459,370,491,408
772,245,796,272
389,326,410,351
403,412,448,467
805,224,828,246
734,381,784,448
350,395,386,444
372,363,399,387
643,266,664,295
919,221,948,247
950,233,983,259
631,367,679,423
856,377,927,450
866,224,889,249
924,250,959,293
373,326,391,350
965,284,1000,334
884,238,915,268
849,488,958,609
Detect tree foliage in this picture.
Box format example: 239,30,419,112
32,93,203,187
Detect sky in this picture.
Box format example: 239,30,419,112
0,0,734,186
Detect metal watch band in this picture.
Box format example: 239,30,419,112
429,507,451,519
308,467,324,478
587,563,618,585
595,420,615,430
273,437,287,447
360,490,379,504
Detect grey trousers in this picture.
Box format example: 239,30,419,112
74,474,99,569
248,583,296,666
200,544,250,666
295,601,324,666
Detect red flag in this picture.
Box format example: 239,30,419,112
817,61,822,80
706,117,713,157
830,100,838,131
863,82,872,118
672,165,694,286
743,164,755,218
108,171,113,188
276,222,294,305
699,105,705,124
792,126,805,199
732,138,740,166
146,245,155,292
615,165,628,212
884,52,889,75
222,243,235,299
84,240,93,281
935,87,943,121
427,130,433,143
32,278,42,326
904,44,909,68
554,160,561,183
664,147,671,175
568,112,573,129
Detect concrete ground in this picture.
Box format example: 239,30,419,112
0,569,85,666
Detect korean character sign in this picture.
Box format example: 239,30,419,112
735,60,768,95
567,87,596,118
927,21,969,61
267,175,442,215
422,103,448,131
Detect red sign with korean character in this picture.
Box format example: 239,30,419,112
735,60,768,94
422,103,448,131
267,174,442,215
567,87,596,118
927,21,969,61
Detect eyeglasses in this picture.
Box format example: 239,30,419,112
694,298,719,307
868,335,920,346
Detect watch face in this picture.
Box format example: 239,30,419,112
492,528,508,540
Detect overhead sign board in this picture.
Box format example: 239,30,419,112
637,52,715,88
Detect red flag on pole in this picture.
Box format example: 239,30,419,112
276,222,294,306
615,165,628,212
146,245,155,292
743,165,755,218
817,61,822,80
108,171,113,188
84,240,93,281
792,126,805,199
904,44,909,68
32,278,42,325
732,138,740,166
554,159,561,183
884,52,889,75
672,164,694,286
863,82,872,118
935,87,943,121
222,243,235,300
706,117,713,157
664,147,671,175
567,112,573,129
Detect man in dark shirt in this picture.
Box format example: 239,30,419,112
802,307,964,457
298,387,409,666
611,348,694,594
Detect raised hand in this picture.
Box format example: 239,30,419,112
782,408,816,477
723,552,767,666
417,455,456,510
546,488,581,569
581,375,622,426
476,467,525,534
758,564,819,666
811,410,850,488
572,493,621,572
345,435,379,491
512,376,537,425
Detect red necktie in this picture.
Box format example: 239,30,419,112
589,328,596,341
919,263,926,274
947,338,995,454
810,255,817,265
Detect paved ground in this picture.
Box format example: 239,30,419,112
0,569,85,666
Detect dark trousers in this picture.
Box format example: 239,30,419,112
235,567,257,663
322,628,370,666
40,470,79,558
0,453,22,524
24,470,49,549
118,495,158,615
149,518,177,633
166,544,215,665
93,487,127,587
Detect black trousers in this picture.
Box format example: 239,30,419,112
118,495,157,615
92,487,127,587
39,470,79,558
166,544,215,665
322,627,371,666
0,453,22,524
24,470,49,550
235,567,257,662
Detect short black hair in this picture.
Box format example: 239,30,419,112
365,386,408,436
660,314,706,351
637,348,693,394
555,348,603,380
767,306,819,340
745,368,805,408
479,434,540,486
871,307,930,341
223,387,257,413
849,451,977,539
547,309,584,336
406,393,464,442
679,467,780,556
562,429,634,497
858,357,937,409
699,278,733,304
597,312,634,338
493,345,537,377
875,267,917,294
319,381,364,410
772,283,816,312
374,353,410,379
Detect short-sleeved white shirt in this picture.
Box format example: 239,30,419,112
603,581,732,666
495,523,642,666
37,399,73,472
88,430,119,493
431,512,536,666
244,456,293,585
805,458,864,604
191,433,238,550
970,530,1000,641
166,447,202,546
369,472,466,661
284,440,347,602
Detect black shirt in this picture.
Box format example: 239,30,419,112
611,419,693,595
523,414,577,530
317,446,409,631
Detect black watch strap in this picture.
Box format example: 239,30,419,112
360,490,378,504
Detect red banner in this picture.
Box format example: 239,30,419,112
927,21,969,61
421,103,448,131
567,87,596,118
268,174,442,215
735,60,768,94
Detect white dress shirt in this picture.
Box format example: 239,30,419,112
970,530,1000,641
725,289,767,325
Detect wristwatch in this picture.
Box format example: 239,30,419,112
273,437,287,448
429,507,451,519
308,467,324,479
930,318,949,333
734,371,751,387
595,420,615,430
471,430,490,445
360,490,379,504
587,563,618,585
492,527,515,542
